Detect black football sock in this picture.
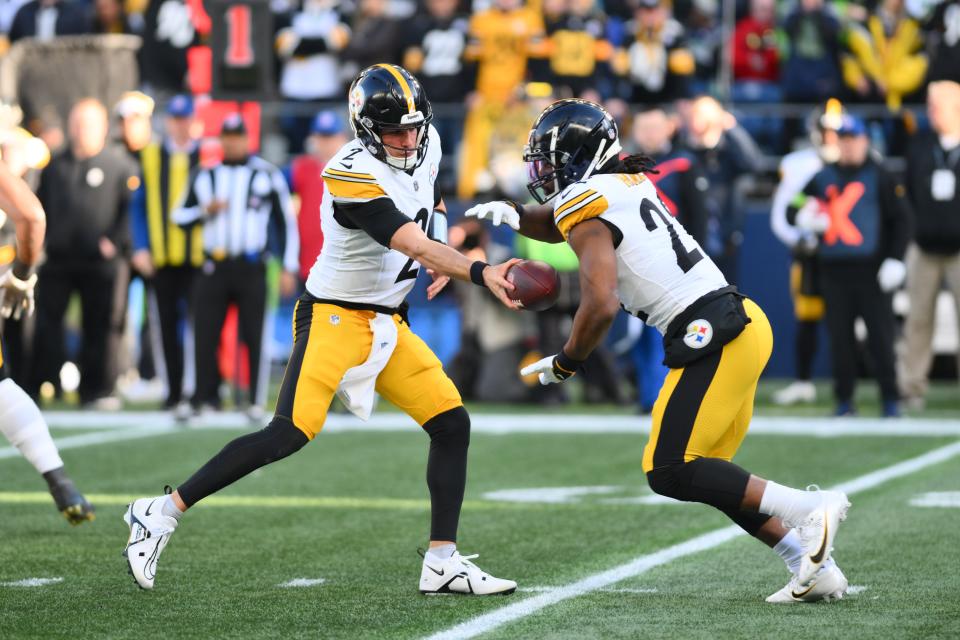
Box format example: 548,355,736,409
796,321,818,381
423,407,470,542
720,508,773,536
177,415,308,507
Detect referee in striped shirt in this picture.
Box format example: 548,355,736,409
173,114,299,420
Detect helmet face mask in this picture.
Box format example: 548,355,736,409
523,147,566,204
349,64,433,171
523,99,621,204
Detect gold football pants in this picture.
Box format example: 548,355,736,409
276,302,463,439
642,299,774,473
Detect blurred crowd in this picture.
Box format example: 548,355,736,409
0,0,957,419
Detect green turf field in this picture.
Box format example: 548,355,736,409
1,414,959,639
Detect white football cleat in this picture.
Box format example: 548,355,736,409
772,381,816,406
766,561,848,603
796,489,851,585
419,550,517,595
123,497,179,589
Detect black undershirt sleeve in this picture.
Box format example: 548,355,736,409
333,197,413,248
434,180,442,208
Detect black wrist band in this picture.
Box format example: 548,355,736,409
11,259,34,280
554,349,585,375
504,200,526,218
470,261,489,287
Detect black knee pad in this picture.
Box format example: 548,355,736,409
263,415,310,461
646,464,684,500
422,406,470,449
646,458,750,511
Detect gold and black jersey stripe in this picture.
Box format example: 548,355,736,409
554,188,610,239
321,168,387,202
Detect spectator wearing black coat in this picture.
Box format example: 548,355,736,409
8,0,91,42
30,98,137,406
682,95,762,285
900,80,960,409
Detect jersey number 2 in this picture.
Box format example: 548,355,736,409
395,208,430,283
639,198,703,273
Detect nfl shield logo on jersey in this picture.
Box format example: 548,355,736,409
330,314,341,326
683,319,713,349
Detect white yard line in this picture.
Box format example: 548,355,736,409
42,411,960,438
0,577,64,587
277,578,326,588
908,491,960,508
424,439,960,640
0,425,179,461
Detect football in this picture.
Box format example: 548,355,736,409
506,260,561,311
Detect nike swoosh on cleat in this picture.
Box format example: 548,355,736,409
144,499,158,517
791,583,816,599
425,565,444,576
810,510,829,564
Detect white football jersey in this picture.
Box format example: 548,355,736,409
552,172,728,334
306,126,442,308
770,147,823,248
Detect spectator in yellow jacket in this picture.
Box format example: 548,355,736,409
841,0,927,111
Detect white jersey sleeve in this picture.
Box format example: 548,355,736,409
770,148,823,248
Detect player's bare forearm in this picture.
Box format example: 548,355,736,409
0,162,45,266
390,221,477,281
563,219,621,360
518,205,564,243
390,221,521,308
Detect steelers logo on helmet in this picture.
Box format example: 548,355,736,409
523,99,622,204
347,64,433,172
349,85,365,120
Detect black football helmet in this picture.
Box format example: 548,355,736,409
809,97,845,160
348,64,433,171
523,99,622,204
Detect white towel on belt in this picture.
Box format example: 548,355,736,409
336,313,398,420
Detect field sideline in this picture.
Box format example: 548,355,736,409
1,412,958,639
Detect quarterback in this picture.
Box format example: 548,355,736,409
123,65,519,595
468,99,850,602
0,143,94,524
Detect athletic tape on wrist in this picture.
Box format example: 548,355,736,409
554,349,585,377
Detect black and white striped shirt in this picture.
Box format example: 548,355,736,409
173,156,299,273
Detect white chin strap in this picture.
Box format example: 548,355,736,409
385,152,417,170
582,137,622,182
